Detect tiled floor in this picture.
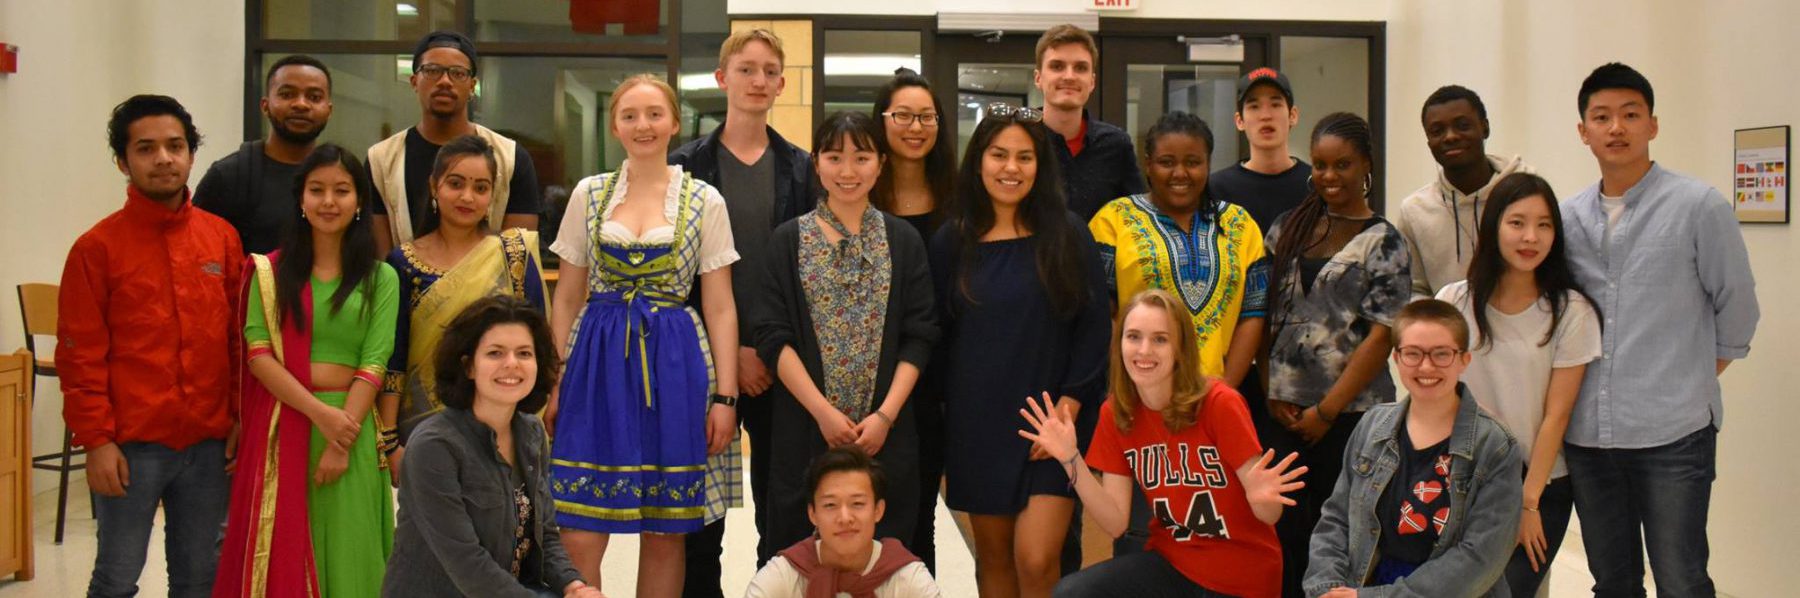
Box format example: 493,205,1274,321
0,464,1662,597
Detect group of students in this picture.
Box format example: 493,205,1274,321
57,21,1758,598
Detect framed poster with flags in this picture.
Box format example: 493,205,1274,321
1733,125,1789,223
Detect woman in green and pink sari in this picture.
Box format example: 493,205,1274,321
215,143,400,598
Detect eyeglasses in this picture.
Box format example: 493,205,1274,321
416,64,474,83
984,102,1042,123
882,111,940,127
1394,346,1464,368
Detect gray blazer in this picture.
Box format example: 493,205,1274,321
1304,384,1522,597
382,408,582,597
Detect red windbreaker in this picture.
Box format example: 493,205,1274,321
58,186,243,450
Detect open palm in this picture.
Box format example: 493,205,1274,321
1017,391,1079,463
1238,449,1306,512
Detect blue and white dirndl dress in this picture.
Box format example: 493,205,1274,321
549,165,742,534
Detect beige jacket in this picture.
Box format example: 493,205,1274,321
1394,154,1532,298
368,123,518,243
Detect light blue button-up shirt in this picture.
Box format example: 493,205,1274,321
1561,163,1759,449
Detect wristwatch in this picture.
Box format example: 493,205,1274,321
710,394,739,408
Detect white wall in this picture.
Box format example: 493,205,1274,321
1386,2,1798,596
727,0,1390,21
0,0,245,494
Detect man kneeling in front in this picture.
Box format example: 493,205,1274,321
746,446,941,597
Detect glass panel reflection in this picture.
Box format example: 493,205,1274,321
1124,64,1241,170
822,30,922,116
954,63,1040,160
263,0,452,41
1279,36,1369,151
472,0,667,43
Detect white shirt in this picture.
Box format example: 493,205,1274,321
1600,192,1627,240
743,540,942,598
1438,281,1602,478
551,164,738,273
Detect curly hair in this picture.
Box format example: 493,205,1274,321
432,295,560,414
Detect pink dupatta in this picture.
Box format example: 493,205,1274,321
214,252,321,598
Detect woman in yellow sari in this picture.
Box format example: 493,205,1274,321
382,135,549,474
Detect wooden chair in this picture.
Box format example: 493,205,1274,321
0,349,35,581
17,283,81,545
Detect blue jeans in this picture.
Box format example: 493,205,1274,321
88,440,229,598
1053,551,1238,598
1565,427,1716,598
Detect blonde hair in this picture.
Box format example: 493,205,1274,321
718,28,786,70
1035,24,1098,69
1109,289,1213,433
608,73,681,125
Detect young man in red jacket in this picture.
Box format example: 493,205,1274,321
60,95,243,598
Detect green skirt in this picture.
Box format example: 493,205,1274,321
309,391,395,597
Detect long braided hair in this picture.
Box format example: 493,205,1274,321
1269,112,1376,319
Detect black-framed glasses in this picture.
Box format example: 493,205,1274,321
416,64,474,82
882,111,940,127
985,102,1042,123
1394,346,1463,368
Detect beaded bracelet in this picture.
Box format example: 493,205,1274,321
1062,454,1082,489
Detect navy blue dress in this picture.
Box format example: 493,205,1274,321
929,217,1112,515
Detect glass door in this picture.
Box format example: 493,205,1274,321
932,33,1064,160
1100,35,1268,168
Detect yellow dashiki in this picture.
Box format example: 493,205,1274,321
1089,194,1269,377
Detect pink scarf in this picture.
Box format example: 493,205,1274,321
777,537,920,598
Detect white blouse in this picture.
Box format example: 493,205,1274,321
550,164,738,274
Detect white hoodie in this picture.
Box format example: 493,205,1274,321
1394,154,1533,298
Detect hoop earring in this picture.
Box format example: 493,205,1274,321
1364,172,1375,195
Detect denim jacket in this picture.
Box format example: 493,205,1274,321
382,408,582,597
1304,384,1522,597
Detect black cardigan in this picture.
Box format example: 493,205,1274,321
746,210,939,557
750,211,939,402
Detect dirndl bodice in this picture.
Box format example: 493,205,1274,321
549,170,733,534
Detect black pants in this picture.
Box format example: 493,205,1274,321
1260,407,1363,598
912,392,946,573
681,391,773,598
1054,551,1240,598
1502,476,1574,598
764,391,920,564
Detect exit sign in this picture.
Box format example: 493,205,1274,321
1088,0,1136,11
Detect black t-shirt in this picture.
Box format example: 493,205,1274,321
1209,158,1312,234
193,141,303,255
370,127,543,237
1378,423,1453,566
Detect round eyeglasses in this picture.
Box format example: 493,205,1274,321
1393,346,1464,368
